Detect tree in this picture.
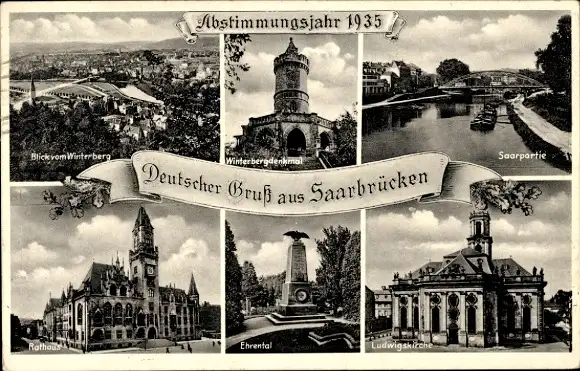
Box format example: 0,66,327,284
535,15,571,95
436,58,470,84
331,107,357,167
224,34,252,94
241,261,261,300
340,231,361,322
315,225,353,314
225,221,244,336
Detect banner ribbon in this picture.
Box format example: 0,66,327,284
78,151,501,216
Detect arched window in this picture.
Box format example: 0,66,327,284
413,306,419,329
467,306,476,334
114,303,123,326
400,307,408,329
77,304,83,325
93,308,103,326
431,307,440,333
120,286,127,297
475,221,482,235
125,304,133,325
109,284,117,296
137,310,146,327
92,329,104,341
148,288,154,298
523,306,531,332
104,302,113,326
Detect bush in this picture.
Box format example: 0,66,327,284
524,93,571,132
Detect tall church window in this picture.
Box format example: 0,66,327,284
413,306,419,329
114,303,123,326
523,306,531,332
110,284,117,296
467,306,476,334
77,304,83,325
148,289,154,298
120,286,127,297
104,303,113,326
400,307,408,328
431,307,440,333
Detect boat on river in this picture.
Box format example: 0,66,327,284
470,104,498,131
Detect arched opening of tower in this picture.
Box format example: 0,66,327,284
287,128,306,156
320,132,331,151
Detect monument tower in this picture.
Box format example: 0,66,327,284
273,37,310,114
266,231,330,325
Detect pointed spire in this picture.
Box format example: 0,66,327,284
134,206,152,230
286,37,298,54
188,273,199,297
116,251,120,267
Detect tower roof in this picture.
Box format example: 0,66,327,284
134,206,153,230
188,273,199,297
285,37,298,54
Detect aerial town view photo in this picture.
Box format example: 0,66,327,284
8,12,220,181
362,11,572,175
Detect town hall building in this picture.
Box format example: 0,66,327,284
233,38,337,159
42,207,202,351
389,210,547,347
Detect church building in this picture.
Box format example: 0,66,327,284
234,38,336,158
389,210,546,347
42,207,201,351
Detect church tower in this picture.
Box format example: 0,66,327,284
129,206,160,338
466,210,493,258
188,273,199,305
273,38,310,114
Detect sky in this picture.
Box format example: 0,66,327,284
9,12,187,44
227,211,360,281
225,34,358,143
364,10,569,73
366,181,572,299
10,186,220,319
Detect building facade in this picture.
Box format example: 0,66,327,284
42,207,201,351
390,210,546,348
234,38,336,158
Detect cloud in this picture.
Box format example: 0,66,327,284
236,237,319,280
365,13,563,73
12,242,59,268
10,14,178,43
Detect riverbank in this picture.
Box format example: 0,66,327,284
507,96,571,173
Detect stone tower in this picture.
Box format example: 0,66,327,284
129,206,160,339
466,210,493,258
273,38,310,114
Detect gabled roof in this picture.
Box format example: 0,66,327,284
411,261,442,278
435,252,478,275
81,262,115,293
492,258,532,276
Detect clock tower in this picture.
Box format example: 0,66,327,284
129,206,160,338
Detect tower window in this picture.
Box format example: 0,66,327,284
148,289,154,298
134,266,138,275
475,221,482,235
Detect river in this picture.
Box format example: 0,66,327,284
362,99,568,176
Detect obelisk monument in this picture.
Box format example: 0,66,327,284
279,231,317,316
